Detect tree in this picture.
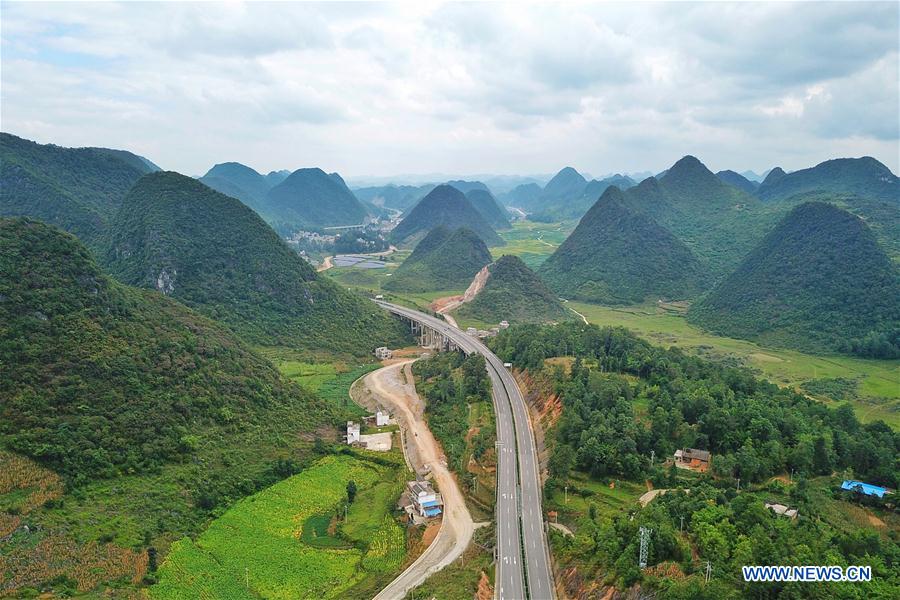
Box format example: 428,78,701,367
347,480,357,504
549,444,576,481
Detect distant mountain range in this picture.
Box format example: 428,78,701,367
539,186,707,304
689,202,900,356
384,226,493,293
390,184,503,247
716,170,759,194
456,254,570,324
104,171,407,355
756,157,898,203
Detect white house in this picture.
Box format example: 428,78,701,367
407,480,443,518
346,421,361,444
374,346,393,360
376,411,390,427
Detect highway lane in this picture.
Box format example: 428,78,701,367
375,301,554,599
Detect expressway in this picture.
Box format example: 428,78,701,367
375,300,554,600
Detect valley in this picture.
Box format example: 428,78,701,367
2,7,899,596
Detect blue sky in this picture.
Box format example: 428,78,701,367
2,1,898,178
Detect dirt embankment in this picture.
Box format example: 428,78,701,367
429,264,492,314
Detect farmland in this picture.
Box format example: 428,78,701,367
151,452,409,600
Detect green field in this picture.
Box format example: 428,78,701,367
570,301,900,428
493,220,573,268
151,452,408,600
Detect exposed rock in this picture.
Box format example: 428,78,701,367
156,267,176,295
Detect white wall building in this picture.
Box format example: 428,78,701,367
346,421,360,444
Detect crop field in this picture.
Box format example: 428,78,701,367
493,220,573,268
570,301,900,428
151,453,408,600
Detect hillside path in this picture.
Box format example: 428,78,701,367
364,361,474,600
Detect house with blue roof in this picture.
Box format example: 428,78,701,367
407,480,443,518
841,480,889,498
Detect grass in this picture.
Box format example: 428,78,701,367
405,524,496,600
570,301,900,428
547,471,645,525
151,452,408,600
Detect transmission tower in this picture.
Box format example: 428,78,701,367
638,526,652,568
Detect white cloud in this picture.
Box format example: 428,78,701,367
1,0,897,177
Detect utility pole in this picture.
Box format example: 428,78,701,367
705,560,712,583
639,526,652,568
565,485,569,504
790,468,794,483
679,515,684,533
737,478,741,492
650,450,655,466
245,567,249,589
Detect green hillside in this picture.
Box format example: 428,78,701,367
621,155,779,277
263,167,369,231
757,157,899,203
0,217,328,483
716,169,758,193
539,186,707,304
104,172,407,356
0,132,148,249
456,255,569,324
383,226,492,292
199,162,272,213
689,202,900,356
390,184,503,246
501,182,542,208
530,174,637,222
89,147,161,173
465,189,511,229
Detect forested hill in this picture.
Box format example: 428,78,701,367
456,254,570,324
529,174,638,222
263,167,369,230
465,189,512,229
199,161,273,213
0,132,149,249
0,217,326,483
618,155,776,277
383,226,493,292
689,202,900,357
539,186,707,304
716,169,759,194
104,171,407,355
757,157,899,203
390,184,503,246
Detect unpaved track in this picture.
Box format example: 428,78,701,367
366,361,474,600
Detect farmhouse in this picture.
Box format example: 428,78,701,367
374,346,393,360
346,421,361,444
765,502,799,519
674,448,711,472
406,480,443,518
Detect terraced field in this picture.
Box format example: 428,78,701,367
151,453,407,599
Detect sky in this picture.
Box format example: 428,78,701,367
2,1,898,180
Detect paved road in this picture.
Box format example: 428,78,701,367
375,301,554,599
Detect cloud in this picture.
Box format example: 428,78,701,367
1,0,897,176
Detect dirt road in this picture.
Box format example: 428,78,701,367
363,361,474,600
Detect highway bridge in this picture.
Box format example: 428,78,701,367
375,300,555,600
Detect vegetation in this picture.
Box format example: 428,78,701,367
264,167,369,230
757,156,899,203
492,320,899,597
384,226,492,293
716,169,759,194
456,254,570,324
540,186,707,304
352,183,432,211
493,219,570,269
0,132,149,249
0,218,374,596
491,322,898,488
199,161,273,213
569,301,900,428
412,353,493,475
390,184,503,247
689,202,900,357
104,171,408,356
465,189,511,229
530,174,637,222
151,452,408,600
